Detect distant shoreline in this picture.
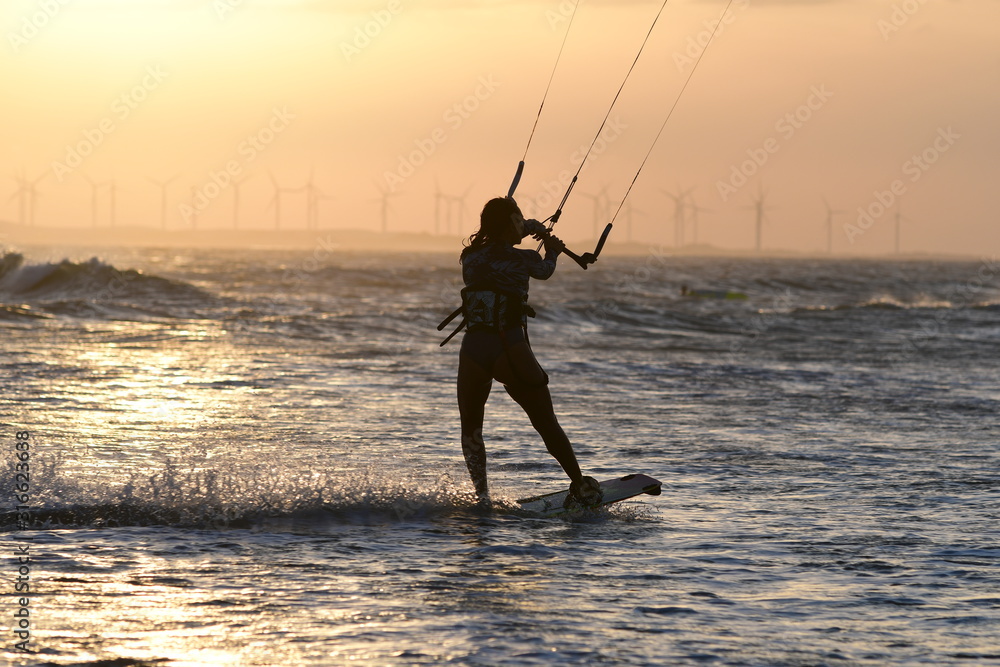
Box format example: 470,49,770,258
0,221,979,261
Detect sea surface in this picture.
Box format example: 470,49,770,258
2,245,999,666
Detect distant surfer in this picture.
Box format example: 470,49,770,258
455,197,601,507
680,284,748,300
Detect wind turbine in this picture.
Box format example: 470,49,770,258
315,186,336,230
743,184,772,254
10,169,45,226
442,192,459,234
579,184,610,240
685,190,712,246
80,174,107,228
26,174,44,227
662,186,694,248
447,184,474,235
108,177,118,228
373,182,398,234
433,178,446,235
822,197,846,255
231,175,249,230
148,173,180,230
617,200,642,244
267,171,289,230
302,167,333,230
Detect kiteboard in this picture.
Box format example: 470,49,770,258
517,473,662,517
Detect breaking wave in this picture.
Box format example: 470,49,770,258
0,252,213,318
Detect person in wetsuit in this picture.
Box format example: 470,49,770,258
457,196,601,507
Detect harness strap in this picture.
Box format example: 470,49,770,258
439,319,466,347
437,305,464,331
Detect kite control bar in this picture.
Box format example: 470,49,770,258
527,220,612,270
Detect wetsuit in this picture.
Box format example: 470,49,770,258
457,241,583,498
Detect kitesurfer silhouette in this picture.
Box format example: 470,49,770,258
455,197,602,507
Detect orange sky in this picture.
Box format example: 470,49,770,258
2,0,998,255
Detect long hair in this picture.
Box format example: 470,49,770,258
460,197,521,261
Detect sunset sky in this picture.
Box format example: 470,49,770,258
2,0,997,255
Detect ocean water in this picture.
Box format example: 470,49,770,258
2,246,999,666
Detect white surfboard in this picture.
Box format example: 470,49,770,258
517,473,662,517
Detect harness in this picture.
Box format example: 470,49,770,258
437,284,536,347
439,285,546,388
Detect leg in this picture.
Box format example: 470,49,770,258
504,382,583,484
495,337,600,505
457,350,492,498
